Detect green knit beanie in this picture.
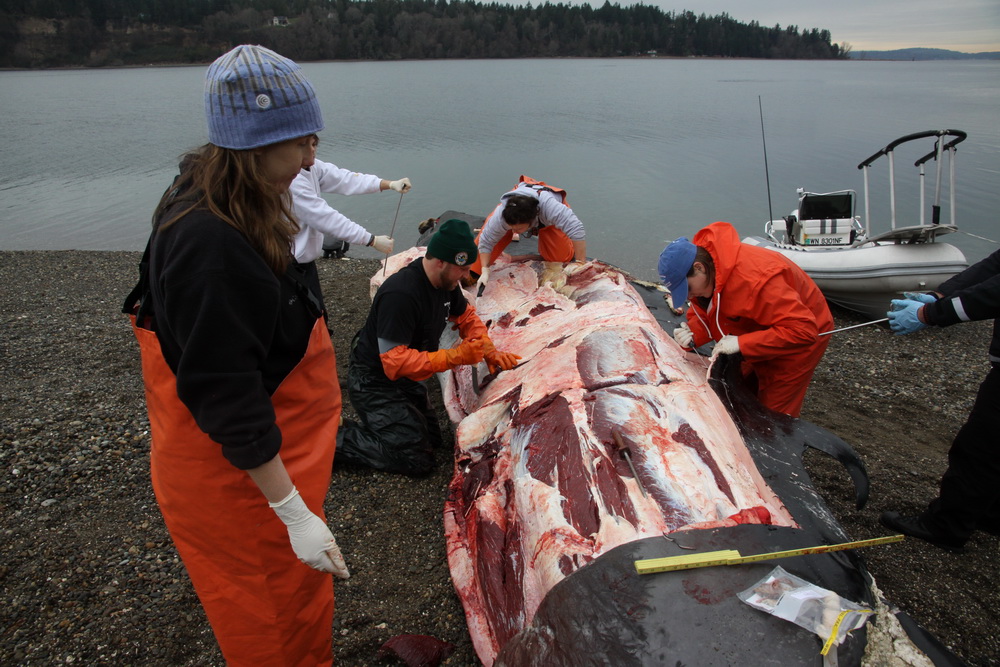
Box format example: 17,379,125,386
427,219,478,266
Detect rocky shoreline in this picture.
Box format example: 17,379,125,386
1,250,996,665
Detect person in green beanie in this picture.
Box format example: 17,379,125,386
337,219,521,476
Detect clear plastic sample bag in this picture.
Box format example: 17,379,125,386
738,566,873,656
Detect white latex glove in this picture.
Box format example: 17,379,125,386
476,266,491,294
673,322,694,348
269,487,350,578
712,335,741,357
388,178,411,193
371,235,394,254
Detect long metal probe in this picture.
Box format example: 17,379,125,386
758,95,774,226
381,191,404,277
612,430,647,497
819,317,888,336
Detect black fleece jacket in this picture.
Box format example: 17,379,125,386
924,249,1000,363
148,208,316,469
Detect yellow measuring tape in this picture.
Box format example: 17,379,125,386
820,609,875,656
634,535,904,575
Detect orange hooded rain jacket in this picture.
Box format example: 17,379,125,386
685,222,833,417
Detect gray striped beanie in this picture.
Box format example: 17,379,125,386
204,45,324,150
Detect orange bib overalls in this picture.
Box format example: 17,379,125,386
131,315,341,666
470,175,576,275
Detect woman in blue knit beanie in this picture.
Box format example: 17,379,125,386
124,45,347,666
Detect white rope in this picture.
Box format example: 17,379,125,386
957,229,1000,245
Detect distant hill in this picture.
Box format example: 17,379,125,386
851,48,1000,61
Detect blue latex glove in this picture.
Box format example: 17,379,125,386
887,299,927,335
902,291,937,304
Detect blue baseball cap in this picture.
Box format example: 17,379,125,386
658,237,697,305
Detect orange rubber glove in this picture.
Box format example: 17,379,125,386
475,332,521,374
381,345,437,382
382,339,486,381
430,337,485,369
452,302,520,372
452,303,489,341
484,347,521,374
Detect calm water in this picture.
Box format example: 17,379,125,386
1,58,998,281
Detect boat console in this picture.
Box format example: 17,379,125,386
784,190,861,246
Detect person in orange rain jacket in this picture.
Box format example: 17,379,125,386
123,45,348,666
337,219,521,476
657,221,833,417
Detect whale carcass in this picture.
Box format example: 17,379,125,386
372,241,958,666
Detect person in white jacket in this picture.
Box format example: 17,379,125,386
290,135,410,295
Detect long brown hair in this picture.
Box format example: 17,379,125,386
153,144,299,274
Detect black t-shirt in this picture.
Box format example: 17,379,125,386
353,258,467,378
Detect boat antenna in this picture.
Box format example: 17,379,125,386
758,96,774,225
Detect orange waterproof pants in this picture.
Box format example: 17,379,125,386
743,333,830,418
133,317,340,666
469,226,575,276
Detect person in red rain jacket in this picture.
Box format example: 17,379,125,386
658,221,833,417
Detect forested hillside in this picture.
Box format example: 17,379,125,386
1,0,849,68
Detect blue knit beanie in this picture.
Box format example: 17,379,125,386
204,45,324,150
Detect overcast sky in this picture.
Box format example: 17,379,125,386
576,0,1000,52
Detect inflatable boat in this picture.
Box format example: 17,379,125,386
744,129,969,319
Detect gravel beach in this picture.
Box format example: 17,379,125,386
1,249,997,665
